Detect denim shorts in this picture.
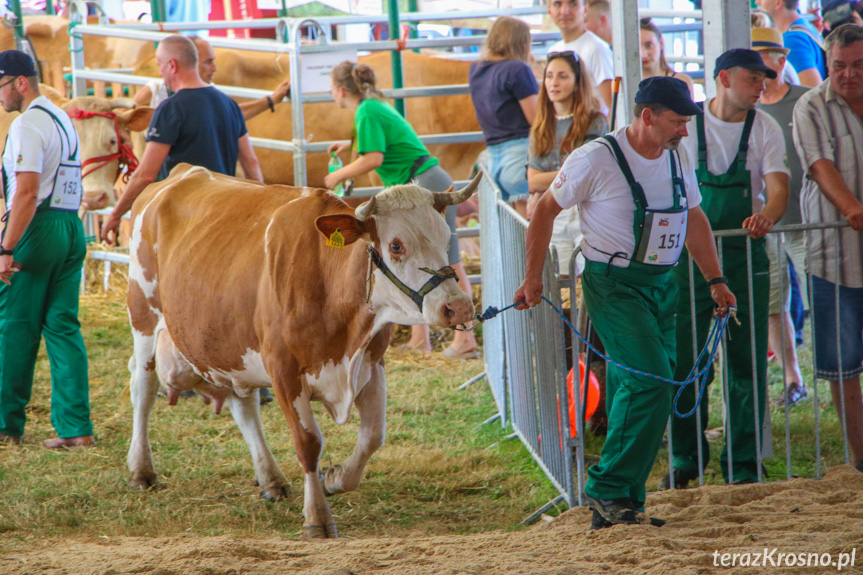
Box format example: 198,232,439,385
810,275,863,380
487,137,529,202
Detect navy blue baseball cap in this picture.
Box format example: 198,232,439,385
822,0,854,26
714,48,777,79
634,76,703,116
0,50,37,79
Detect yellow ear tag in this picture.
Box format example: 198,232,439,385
326,228,345,248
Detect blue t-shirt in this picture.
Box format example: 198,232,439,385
146,86,247,181
783,17,826,79
469,59,538,146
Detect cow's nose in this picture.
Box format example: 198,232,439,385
441,296,474,327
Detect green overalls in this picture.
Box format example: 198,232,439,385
670,109,768,484
583,136,687,507
0,105,91,439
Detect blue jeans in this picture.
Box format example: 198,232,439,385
487,138,529,202
810,275,863,380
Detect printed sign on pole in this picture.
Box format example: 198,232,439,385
301,51,358,92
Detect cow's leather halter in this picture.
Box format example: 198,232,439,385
68,108,140,183
366,246,457,311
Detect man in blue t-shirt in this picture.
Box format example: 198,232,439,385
756,0,827,86
101,34,262,242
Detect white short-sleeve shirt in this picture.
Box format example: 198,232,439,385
682,99,789,213
547,32,614,87
550,125,701,267
2,96,78,210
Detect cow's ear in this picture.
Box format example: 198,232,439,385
315,214,366,246
116,107,155,132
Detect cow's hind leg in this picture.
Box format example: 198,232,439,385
322,361,386,496
226,390,292,501
127,324,161,491
271,367,336,538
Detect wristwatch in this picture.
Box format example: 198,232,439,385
707,276,728,287
0,246,14,256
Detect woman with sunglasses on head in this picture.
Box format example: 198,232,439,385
469,16,539,217
324,60,478,359
527,51,606,274
640,19,695,97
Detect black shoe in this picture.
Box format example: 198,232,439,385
589,508,666,530
659,467,699,490
731,477,757,485
582,493,649,525
856,460,863,473
589,509,614,530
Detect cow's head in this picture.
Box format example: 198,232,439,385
62,97,154,211
316,174,480,328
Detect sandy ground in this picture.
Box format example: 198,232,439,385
2,466,861,575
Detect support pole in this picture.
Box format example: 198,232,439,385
8,0,26,47
387,0,405,116
702,0,750,98
609,0,639,127
150,0,166,23
46,0,55,16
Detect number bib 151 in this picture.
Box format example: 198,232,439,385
637,206,688,266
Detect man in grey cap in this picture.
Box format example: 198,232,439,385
665,48,790,489
515,76,735,528
0,50,94,449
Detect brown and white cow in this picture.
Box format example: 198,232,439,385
125,163,479,538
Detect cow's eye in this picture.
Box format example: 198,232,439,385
390,242,402,254
110,138,118,146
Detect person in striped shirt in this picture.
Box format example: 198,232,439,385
792,23,863,474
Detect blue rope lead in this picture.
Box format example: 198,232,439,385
466,296,735,418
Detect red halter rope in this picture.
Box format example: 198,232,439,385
68,108,140,183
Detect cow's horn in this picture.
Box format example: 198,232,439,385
355,196,377,220
109,97,137,110
431,172,482,210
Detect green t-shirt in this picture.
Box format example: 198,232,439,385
355,98,438,186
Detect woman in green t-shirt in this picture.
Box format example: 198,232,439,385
323,61,478,358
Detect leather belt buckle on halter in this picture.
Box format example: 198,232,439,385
365,246,457,308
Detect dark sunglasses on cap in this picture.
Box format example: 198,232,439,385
547,50,580,64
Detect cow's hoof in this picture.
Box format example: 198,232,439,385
303,523,339,539
261,483,292,502
320,465,344,497
129,472,161,491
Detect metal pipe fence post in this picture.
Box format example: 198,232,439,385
70,1,88,98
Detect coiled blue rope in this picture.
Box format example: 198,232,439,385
465,295,735,418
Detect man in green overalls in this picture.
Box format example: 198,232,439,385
665,49,790,488
0,50,94,448
517,77,736,527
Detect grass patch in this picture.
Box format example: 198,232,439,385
0,290,557,549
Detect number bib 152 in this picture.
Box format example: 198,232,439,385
51,161,83,211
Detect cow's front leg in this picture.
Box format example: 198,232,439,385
271,371,336,539
226,389,292,501
322,360,386,495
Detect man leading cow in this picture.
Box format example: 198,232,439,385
515,77,735,528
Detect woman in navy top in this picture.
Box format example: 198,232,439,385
469,16,538,216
